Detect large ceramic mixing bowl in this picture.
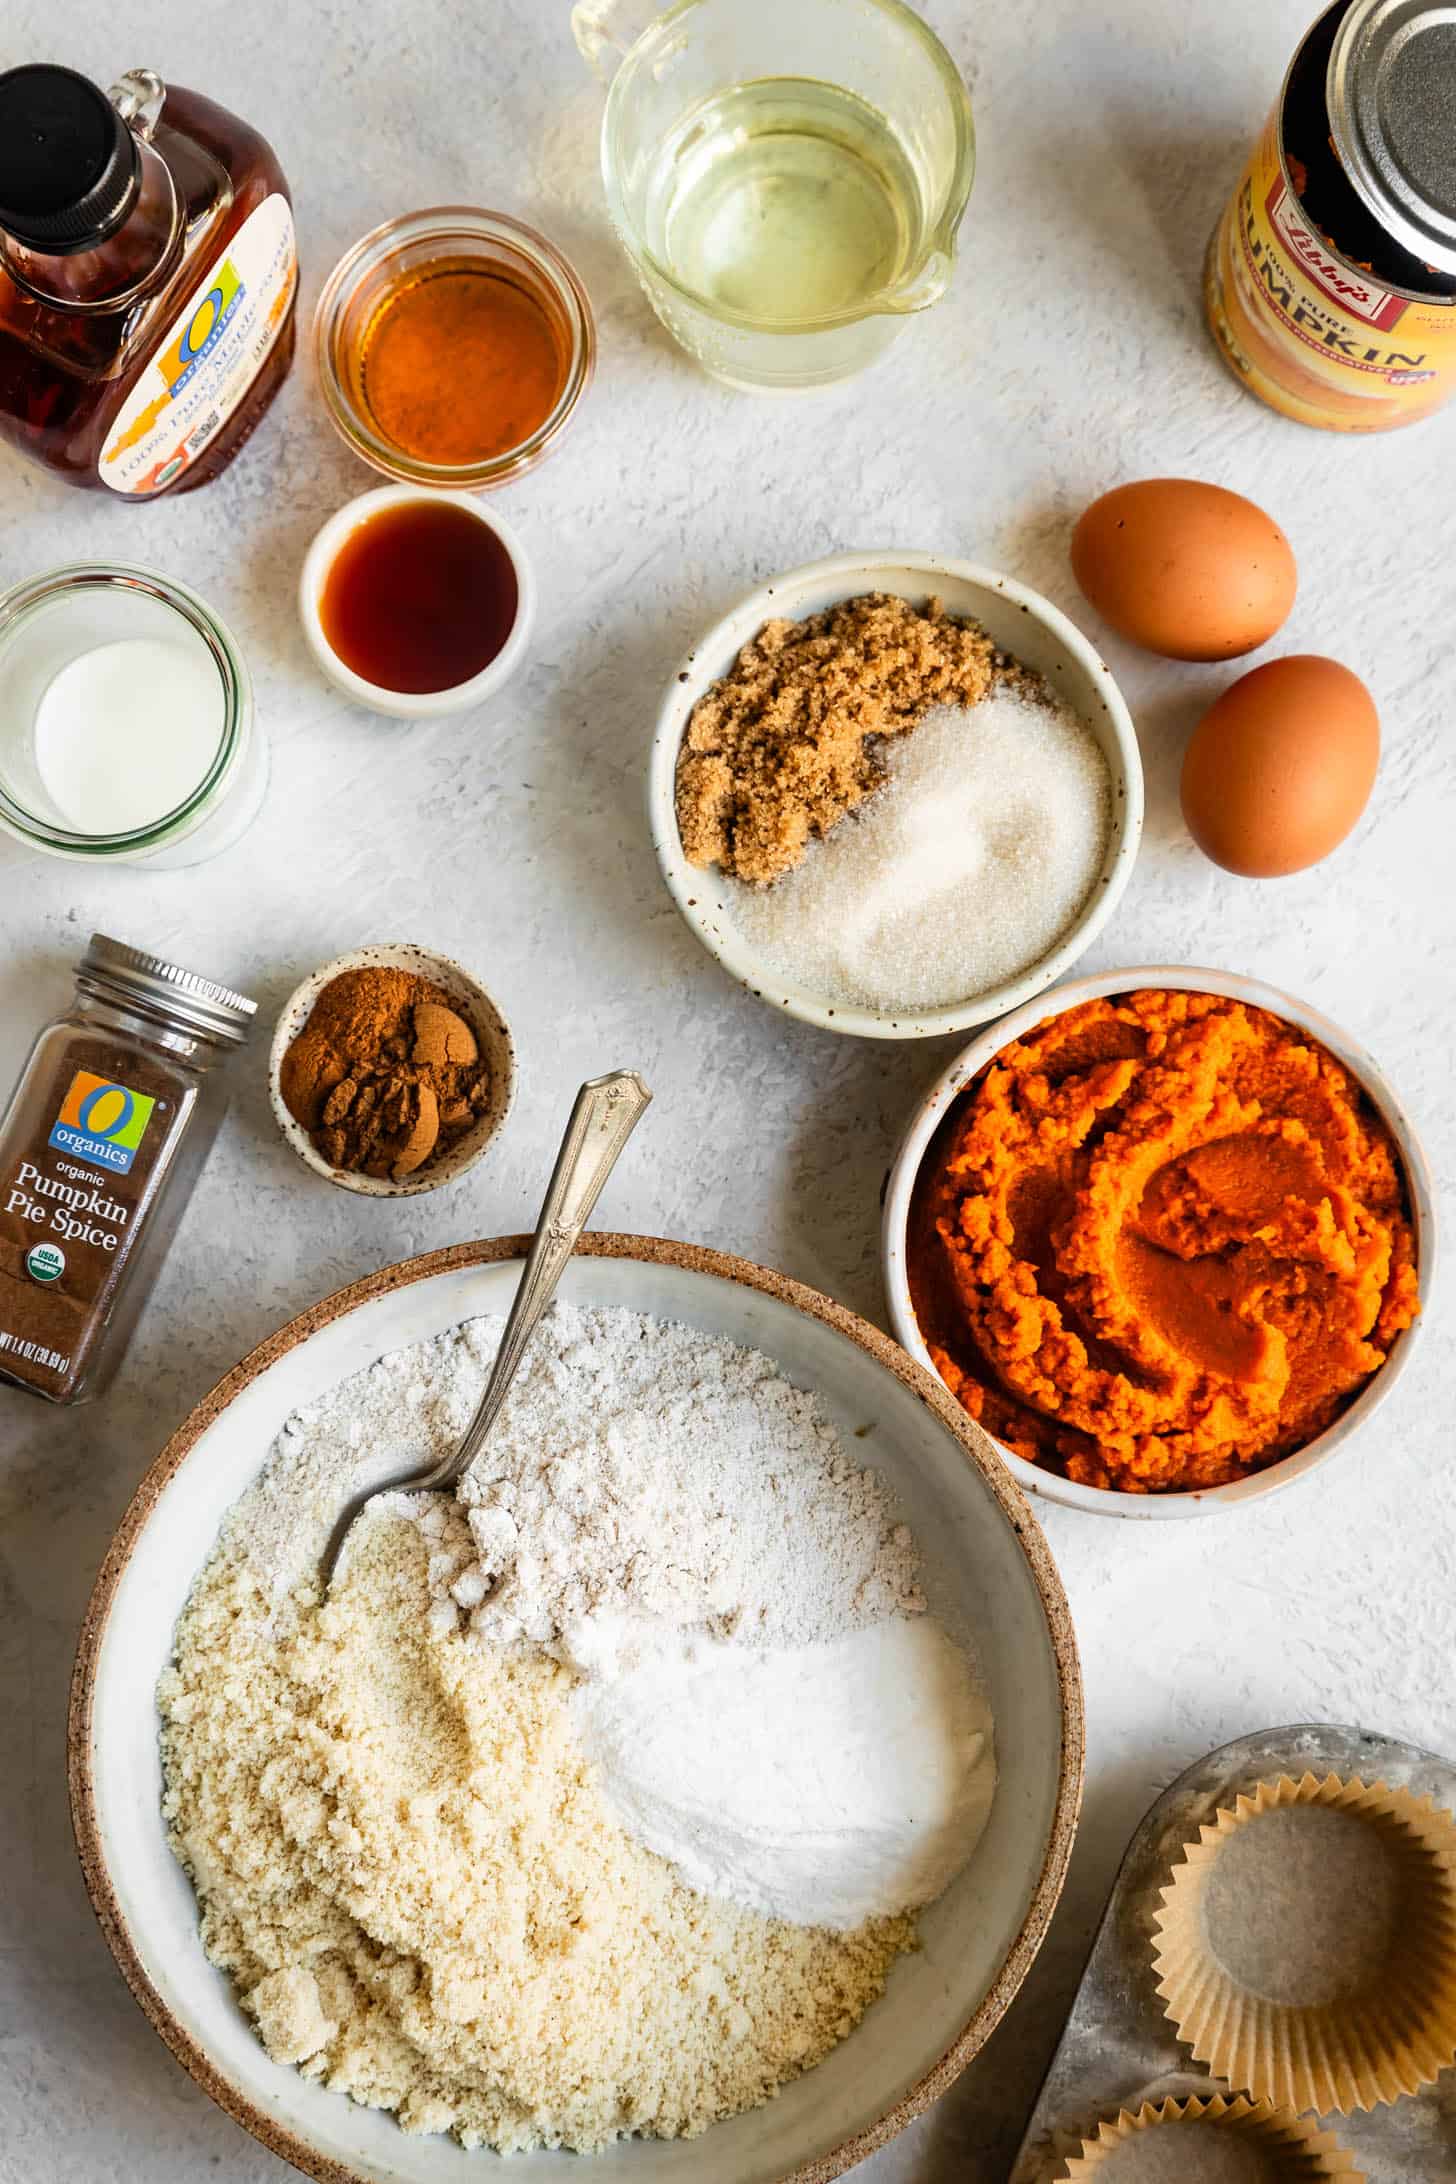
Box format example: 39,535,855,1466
69,1236,1082,2184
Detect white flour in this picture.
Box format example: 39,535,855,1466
447,1303,926,1662
229,1302,996,1929
574,1617,997,1929
239,1301,923,1646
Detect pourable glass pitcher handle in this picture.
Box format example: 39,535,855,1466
571,0,662,81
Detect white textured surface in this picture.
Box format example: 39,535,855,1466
0,3,1451,2180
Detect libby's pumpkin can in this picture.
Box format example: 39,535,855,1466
1205,0,1456,431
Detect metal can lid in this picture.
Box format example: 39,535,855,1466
1328,0,1456,275
78,933,257,1045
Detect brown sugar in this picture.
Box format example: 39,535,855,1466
280,967,490,1183
675,594,1003,887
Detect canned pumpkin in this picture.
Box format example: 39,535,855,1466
1205,0,1456,431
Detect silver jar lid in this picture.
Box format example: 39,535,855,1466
78,933,257,1045
1328,0,1456,275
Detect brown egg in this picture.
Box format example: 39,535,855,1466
1180,656,1379,877
1071,479,1297,661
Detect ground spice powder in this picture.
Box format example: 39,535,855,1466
280,966,492,1181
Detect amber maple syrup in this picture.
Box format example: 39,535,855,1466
319,501,520,695
359,261,567,468
0,66,296,497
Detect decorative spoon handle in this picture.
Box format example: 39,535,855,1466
439,1069,652,1487
321,1071,651,1585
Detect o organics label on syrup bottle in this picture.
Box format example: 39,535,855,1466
99,193,297,495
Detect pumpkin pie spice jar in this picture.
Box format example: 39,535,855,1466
0,934,255,1404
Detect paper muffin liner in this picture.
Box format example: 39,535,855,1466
1057,2093,1363,2179
1151,1772,1456,2113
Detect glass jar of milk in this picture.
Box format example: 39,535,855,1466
0,565,264,866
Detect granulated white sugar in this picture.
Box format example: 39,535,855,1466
727,688,1111,1011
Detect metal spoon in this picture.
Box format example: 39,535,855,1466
322,1069,652,1588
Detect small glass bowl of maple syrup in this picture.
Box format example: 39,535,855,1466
300,487,535,718
314,206,595,491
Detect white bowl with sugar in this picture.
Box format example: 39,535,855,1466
649,552,1143,1039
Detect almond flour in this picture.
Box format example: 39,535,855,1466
159,1511,914,2153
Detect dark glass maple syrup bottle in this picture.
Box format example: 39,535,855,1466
0,64,297,497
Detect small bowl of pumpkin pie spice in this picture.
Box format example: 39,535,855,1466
269,943,515,1195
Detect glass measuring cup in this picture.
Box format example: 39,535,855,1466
571,0,975,390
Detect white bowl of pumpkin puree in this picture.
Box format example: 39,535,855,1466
883,968,1434,1517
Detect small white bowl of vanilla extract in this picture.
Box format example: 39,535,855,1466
299,487,534,719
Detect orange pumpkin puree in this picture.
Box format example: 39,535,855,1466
907,990,1419,1493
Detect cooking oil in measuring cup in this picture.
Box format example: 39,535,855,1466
577,0,975,389
642,78,923,324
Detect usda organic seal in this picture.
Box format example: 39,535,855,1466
25,1241,65,1284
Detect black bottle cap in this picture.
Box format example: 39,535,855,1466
0,65,139,252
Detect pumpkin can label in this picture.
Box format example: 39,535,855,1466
1205,109,1456,432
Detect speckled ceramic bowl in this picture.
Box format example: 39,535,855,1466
882,965,1436,1519
69,1237,1082,2184
268,943,516,1196
648,552,1142,1040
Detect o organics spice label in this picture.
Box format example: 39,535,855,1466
1,1044,176,1401
1,1051,179,1401
48,1071,158,1174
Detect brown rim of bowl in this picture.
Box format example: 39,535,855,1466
68,1233,1084,2184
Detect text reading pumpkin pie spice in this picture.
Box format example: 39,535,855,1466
907,989,1419,1494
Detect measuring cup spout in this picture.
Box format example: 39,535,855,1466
571,0,661,80
881,249,955,316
